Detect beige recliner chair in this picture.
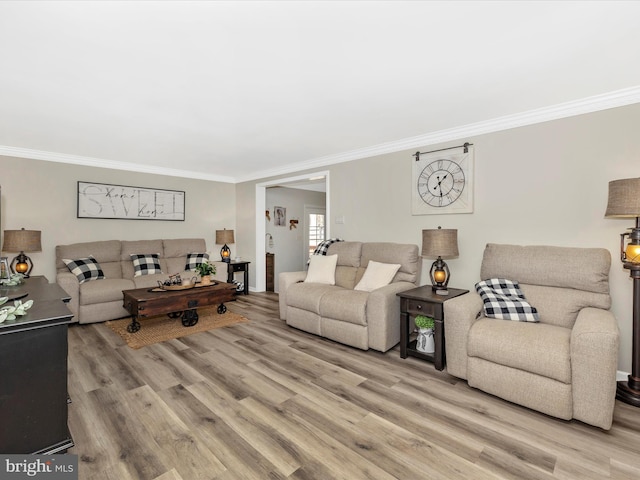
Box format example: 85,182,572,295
444,243,620,429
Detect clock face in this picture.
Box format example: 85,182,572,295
417,159,466,207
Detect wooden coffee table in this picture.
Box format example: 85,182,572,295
122,282,237,333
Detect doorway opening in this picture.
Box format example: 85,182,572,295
255,171,330,292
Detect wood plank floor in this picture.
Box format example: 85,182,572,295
67,292,640,480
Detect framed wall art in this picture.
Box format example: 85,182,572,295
411,143,474,215
77,181,185,221
274,206,286,226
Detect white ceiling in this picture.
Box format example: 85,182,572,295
1,1,640,184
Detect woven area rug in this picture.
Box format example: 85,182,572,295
106,307,248,349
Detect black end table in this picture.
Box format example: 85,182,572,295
397,286,468,371
226,260,250,295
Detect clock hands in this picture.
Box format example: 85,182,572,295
432,174,449,197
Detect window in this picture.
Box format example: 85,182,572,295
307,212,325,259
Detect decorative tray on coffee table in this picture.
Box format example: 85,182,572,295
150,282,219,292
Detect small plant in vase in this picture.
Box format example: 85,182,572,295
414,314,435,354
195,260,216,285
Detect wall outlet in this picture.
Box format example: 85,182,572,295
335,215,345,224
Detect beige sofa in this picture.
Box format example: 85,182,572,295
279,241,419,352
56,238,227,324
444,243,620,429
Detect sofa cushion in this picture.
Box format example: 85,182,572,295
63,256,105,284
334,266,358,290
475,278,539,322
360,243,419,284
80,278,135,306
56,240,121,272
326,242,362,268
305,254,338,285
319,290,369,326
287,282,342,314
480,243,611,295
468,318,571,384
354,261,401,292
520,284,612,329
130,254,162,277
164,238,207,259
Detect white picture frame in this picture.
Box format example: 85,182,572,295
411,145,474,215
77,181,185,221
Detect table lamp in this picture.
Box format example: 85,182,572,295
606,177,640,407
422,227,459,295
2,228,42,277
216,228,235,263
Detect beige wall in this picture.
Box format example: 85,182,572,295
0,156,235,281
2,103,639,372
239,103,640,373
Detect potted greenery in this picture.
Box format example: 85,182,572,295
195,260,216,285
414,314,435,353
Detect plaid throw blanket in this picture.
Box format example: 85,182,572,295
307,238,344,264
475,278,539,322
311,238,344,256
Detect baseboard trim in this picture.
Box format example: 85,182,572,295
617,370,630,382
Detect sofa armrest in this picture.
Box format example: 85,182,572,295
571,307,620,430
56,271,80,321
366,281,416,352
278,271,307,320
443,292,483,380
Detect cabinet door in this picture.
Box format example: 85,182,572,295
0,325,69,453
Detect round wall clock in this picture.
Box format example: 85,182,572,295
411,144,474,215
417,159,466,208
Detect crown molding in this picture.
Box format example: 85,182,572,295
0,145,237,183
236,85,640,183
2,86,640,184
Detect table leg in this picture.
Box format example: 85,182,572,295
127,316,141,333
400,312,409,358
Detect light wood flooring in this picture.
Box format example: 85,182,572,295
67,292,640,480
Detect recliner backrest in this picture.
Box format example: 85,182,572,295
480,243,612,328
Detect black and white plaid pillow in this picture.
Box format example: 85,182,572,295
185,252,209,271
130,254,162,277
475,278,539,322
63,256,105,284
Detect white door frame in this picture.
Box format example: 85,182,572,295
255,171,330,292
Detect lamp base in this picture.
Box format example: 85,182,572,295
617,377,640,407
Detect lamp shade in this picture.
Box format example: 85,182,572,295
422,228,458,258
2,229,42,253
605,178,640,217
215,229,235,245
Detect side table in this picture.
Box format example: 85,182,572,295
397,286,468,371
227,260,250,295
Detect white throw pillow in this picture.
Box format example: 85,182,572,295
354,260,401,292
304,254,338,285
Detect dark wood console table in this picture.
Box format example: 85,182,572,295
0,276,74,454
